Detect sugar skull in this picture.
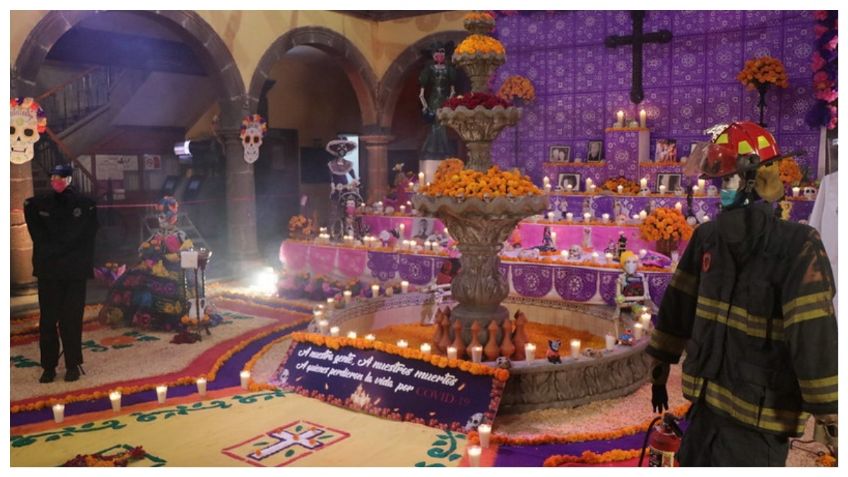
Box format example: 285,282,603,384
157,196,180,230
803,186,818,200
239,114,267,164
10,97,47,164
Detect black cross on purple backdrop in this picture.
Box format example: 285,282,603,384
604,11,673,105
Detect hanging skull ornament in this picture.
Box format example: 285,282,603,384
10,97,47,165
239,114,267,164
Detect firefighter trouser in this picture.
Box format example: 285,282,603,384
38,279,87,370
678,402,789,466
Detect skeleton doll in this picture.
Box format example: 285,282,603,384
239,114,267,164
10,97,47,164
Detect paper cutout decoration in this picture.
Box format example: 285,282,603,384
240,114,267,164
10,97,47,164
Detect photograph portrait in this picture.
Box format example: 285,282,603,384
557,173,581,191
586,140,604,162
656,173,682,193
549,145,571,163
655,139,678,163
412,217,434,240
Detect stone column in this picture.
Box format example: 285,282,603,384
221,129,262,273
360,133,394,204
10,162,37,295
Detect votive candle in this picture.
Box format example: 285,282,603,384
602,213,610,223
399,223,405,237
239,371,250,389
584,212,592,223
551,231,557,247
156,385,168,403
468,445,482,467
447,346,457,360
616,110,625,127
617,184,624,194
371,284,380,298
605,252,614,263
639,109,647,127
639,210,648,221
478,424,492,448
639,249,647,258
110,391,122,412
525,343,536,361
640,312,652,330
560,250,570,261
570,339,581,359
196,378,207,396
659,185,667,195
420,343,432,354
397,339,408,348
543,176,551,186
640,177,648,189
634,323,644,340
674,202,683,211
365,334,376,341
52,403,65,423
399,205,406,214
792,186,801,197
343,290,352,304
698,178,706,190
330,326,340,337
418,172,425,183
605,334,616,351
566,212,574,222
702,215,710,222
471,346,483,363
544,183,552,194
401,280,409,293
347,331,357,339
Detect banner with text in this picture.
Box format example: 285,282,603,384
272,334,508,432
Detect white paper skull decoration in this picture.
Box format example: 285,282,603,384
803,186,818,200
239,114,267,164
10,97,47,164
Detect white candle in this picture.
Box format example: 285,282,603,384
447,346,458,360
592,251,600,262
156,385,168,403
401,280,409,293
471,346,483,363
692,185,700,195
371,284,380,298
318,319,329,335
584,212,592,223
396,339,408,348
632,214,641,221
634,323,644,340
617,184,624,194
365,334,376,341
588,184,597,194
659,185,667,195
702,215,711,222
551,231,557,247
525,343,536,361
601,213,610,223
544,183,552,194
196,378,207,396
326,298,335,310
605,334,616,351
399,223,405,238
570,339,581,358
468,445,482,467
347,331,358,339
585,178,593,189
330,326,340,337
792,186,801,197
640,177,648,188
560,250,570,261
674,202,683,211
616,110,625,127
418,171,425,183
543,176,551,185
343,290,352,304
52,403,65,423
478,424,492,448
566,183,574,192
640,312,652,330
639,249,647,258
639,210,648,221
698,178,706,190
547,212,555,221
605,252,614,263
239,371,250,389
420,343,432,354
399,205,406,214
639,109,647,127
110,391,122,412
566,212,574,222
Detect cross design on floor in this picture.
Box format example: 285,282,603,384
249,427,325,461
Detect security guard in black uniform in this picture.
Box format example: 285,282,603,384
24,163,99,383
647,122,838,466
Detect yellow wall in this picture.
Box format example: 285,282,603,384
11,10,467,92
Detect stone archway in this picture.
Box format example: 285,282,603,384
247,26,379,127
376,30,466,130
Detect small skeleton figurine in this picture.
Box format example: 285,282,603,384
546,339,562,364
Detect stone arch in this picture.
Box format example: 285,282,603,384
376,30,467,130
247,26,378,126
13,10,247,128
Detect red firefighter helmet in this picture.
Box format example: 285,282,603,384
684,122,788,178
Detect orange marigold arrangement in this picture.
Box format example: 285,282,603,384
455,34,506,57
737,56,789,90
288,215,315,239
497,76,536,103
420,158,541,198
543,448,642,466
639,207,693,242
778,157,803,186
602,176,640,195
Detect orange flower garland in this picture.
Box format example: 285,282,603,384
639,207,693,242
778,157,803,186
543,448,642,466
421,158,541,199
463,11,495,24
602,177,640,195
497,76,536,103
455,34,506,56
737,56,789,90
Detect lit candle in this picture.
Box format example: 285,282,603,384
420,343,432,354
639,109,647,127
617,184,624,194
605,334,616,351
396,339,408,348
399,223,405,238
525,343,536,361
468,445,482,467
327,298,335,310
196,378,207,396
418,171,425,183
640,312,652,330
471,346,483,363
343,290,352,304
371,284,380,298
447,346,457,360
543,176,551,185
634,323,644,340
560,250,570,261
347,331,358,339
318,319,329,335
698,178,706,190
692,185,700,195
639,249,647,258
639,210,648,221
399,205,406,214
110,391,122,412
674,202,683,211
584,212,592,223
566,183,574,192
544,183,552,194
632,214,641,221
585,178,593,189
702,215,710,222
239,371,250,389
588,184,597,194
547,212,555,221
478,424,492,448
156,385,168,403
640,177,648,189
551,231,557,247
659,185,667,195
592,251,600,262
792,186,801,197
330,326,340,337
570,339,581,359
605,252,614,263
52,403,65,423
365,334,376,341
401,280,409,293
565,212,574,222
601,213,610,223
616,110,625,127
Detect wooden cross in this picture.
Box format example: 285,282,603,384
604,11,672,105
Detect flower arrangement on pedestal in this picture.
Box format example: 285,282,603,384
737,56,789,126
497,76,536,104
420,159,541,199
288,214,316,240
639,207,693,256
778,157,804,187
806,10,838,130
443,92,512,110
602,176,640,195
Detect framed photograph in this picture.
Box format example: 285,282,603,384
557,173,581,191
412,217,434,240
549,145,571,163
586,140,604,162
656,173,682,193
655,139,678,163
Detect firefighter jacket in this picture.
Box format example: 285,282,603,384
647,201,837,437
24,187,99,280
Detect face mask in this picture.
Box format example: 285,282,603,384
624,262,638,274
51,178,69,194
433,52,445,64
720,188,738,207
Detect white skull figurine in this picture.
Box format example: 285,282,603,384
464,412,484,431
240,114,267,164
803,186,818,200
10,98,46,165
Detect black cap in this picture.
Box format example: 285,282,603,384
49,163,73,177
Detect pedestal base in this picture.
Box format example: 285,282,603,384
451,303,509,343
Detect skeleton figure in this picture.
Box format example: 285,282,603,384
803,186,818,200
464,412,484,431
240,114,267,164
10,97,47,164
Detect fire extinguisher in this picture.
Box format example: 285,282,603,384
639,413,683,467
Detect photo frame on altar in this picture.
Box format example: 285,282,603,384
412,217,434,240
656,173,682,193
549,145,571,163
655,139,678,163
586,140,604,162
558,173,581,191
